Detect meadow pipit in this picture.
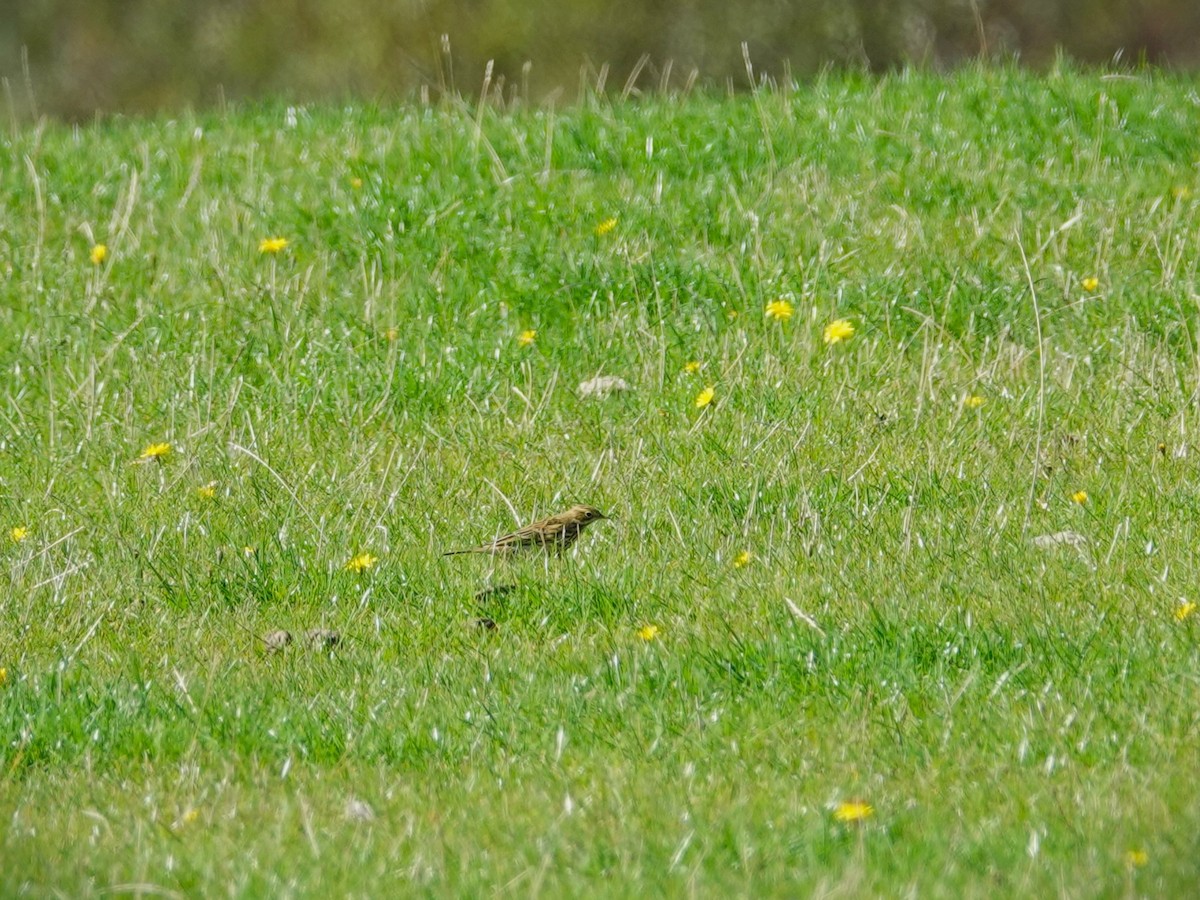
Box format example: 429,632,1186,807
443,505,609,556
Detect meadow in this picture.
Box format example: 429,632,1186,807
1,65,1199,896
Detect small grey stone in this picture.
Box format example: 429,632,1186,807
1032,531,1089,550
306,628,341,650
264,630,292,652
345,798,375,822
1032,531,1093,567
578,375,631,398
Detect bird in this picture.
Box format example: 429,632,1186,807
443,505,609,556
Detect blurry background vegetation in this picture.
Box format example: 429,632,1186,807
2,0,1199,119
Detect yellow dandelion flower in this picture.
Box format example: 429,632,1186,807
734,550,752,568
350,177,364,189
259,237,289,254
344,552,378,573
518,329,537,348
90,244,108,265
637,624,659,641
823,319,856,345
695,386,715,409
0,667,7,686
182,808,200,825
683,361,702,375
1081,276,1099,292
243,546,257,556
595,217,618,237
1124,849,1149,868
9,525,28,543
137,442,172,462
1071,490,1088,505
1175,600,1196,622
196,482,217,500
765,299,794,321
833,801,873,823
964,395,985,409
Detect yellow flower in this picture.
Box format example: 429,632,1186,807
595,217,618,236
138,442,172,462
833,801,873,823
350,177,364,189
1081,276,1099,292
9,525,28,543
385,327,399,342
1175,600,1197,622
243,546,257,556
683,361,702,375
259,237,289,254
0,667,7,686
1172,186,1190,200
1071,490,1088,505
964,395,985,409
734,551,752,568
196,482,217,500
726,309,739,320
637,624,659,641
518,329,537,348
1124,849,1149,868
695,386,715,409
344,552,378,573
823,319,856,345
765,299,794,321
90,244,108,265
182,808,200,825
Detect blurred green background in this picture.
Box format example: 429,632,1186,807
3,0,1199,119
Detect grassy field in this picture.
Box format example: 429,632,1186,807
2,65,1199,896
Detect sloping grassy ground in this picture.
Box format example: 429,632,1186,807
2,65,1199,896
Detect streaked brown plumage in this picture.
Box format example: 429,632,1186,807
443,505,609,556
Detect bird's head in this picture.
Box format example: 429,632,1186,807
571,505,609,526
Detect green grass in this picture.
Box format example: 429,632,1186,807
3,64,1200,896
